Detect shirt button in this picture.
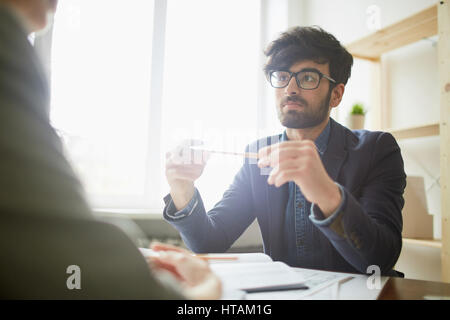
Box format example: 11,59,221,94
297,202,303,208
296,239,304,246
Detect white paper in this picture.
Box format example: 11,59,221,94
210,261,306,292
246,268,353,299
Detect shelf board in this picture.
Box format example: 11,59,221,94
346,4,437,60
403,238,442,249
387,122,439,140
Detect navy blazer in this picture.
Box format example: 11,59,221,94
164,118,406,276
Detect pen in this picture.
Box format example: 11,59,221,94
189,146,259,159
194,254,239,261
243,282,308,293
140,248,239,260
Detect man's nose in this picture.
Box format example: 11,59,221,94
284,75,300,95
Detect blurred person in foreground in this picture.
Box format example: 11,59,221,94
0,0,220,299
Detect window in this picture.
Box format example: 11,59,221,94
51,0,155,209
50,0,261,212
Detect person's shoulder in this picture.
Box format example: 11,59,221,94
337,121,397,149
0,5,28,47
348,129,397,146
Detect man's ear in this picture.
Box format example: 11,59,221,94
330,84,345,108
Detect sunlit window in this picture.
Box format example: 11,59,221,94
50,0,261,211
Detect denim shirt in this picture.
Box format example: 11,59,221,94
281,120,345,268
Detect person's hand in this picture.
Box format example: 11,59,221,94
257,140,341,217
146,242,222,300
165,139,209,210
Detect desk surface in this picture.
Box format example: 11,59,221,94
304,271,450,300
378,277,450,300
243,268,450,300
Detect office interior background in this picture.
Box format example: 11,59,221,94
33,0,446,283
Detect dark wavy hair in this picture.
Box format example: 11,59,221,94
264,26,353,85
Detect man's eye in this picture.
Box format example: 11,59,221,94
302,74,316,82
273,73,289,81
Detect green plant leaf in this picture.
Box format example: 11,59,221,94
351,103,365,115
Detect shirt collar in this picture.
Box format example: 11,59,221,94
281,119,331,156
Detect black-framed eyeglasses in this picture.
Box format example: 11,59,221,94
268,68,336,90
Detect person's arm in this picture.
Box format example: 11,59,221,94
163,146,256,254
0,5,209,299
257,132,405,274
309,133,405,274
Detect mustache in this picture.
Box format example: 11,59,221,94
281,96,308,107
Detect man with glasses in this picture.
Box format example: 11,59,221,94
164,26,406,277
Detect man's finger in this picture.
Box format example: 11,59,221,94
166,162,206,171
271,168,301,187
257,145,274,159
170,148,209,165
258,140,315,158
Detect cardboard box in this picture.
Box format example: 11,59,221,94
402,176,434,239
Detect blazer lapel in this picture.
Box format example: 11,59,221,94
322,119,348,181
256,134,289,260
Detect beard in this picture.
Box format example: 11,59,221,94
277,89,332,129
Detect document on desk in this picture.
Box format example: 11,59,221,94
139,249,351,298
247,268,353,300
139,249,305,295
210,261,307,293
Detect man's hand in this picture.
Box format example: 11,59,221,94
147,242,222,300
257,140,341,217
165,140,209,210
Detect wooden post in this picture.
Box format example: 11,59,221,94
439,0,450,283
369,60,382,130
380,57,391,130
367,58,389,131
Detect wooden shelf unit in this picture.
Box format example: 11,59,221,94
346,2,450,282
346,5,437,61
403,238,442,249
388,122,439,140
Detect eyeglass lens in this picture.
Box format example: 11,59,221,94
270,70,321,89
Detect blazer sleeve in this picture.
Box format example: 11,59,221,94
310,132,406,274
163,148,256,253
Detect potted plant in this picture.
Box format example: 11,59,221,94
348,103,366,129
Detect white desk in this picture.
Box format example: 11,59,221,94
244,268,389,300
